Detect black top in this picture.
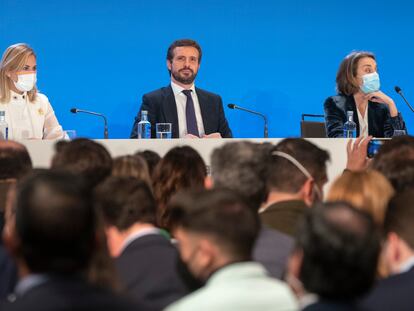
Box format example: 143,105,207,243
324,95,407,138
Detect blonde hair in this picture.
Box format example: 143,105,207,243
111,155,152,189
326,170,394,226
0,43,38,103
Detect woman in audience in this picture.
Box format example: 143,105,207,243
112,155,152,188
326,170,394,226
324,51,407,138
152,146,206,231
0,43,64,139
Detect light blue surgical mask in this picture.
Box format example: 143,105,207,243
360,72,380,94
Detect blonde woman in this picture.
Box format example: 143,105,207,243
326,170,394,226
0,43,64,139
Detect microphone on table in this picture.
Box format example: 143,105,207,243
395,86,414,113
227,103,268,138
70,108,109,139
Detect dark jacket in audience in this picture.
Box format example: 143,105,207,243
304,300,367,311
0,245,17,300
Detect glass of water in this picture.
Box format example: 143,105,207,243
393,130,406,137
156,123,172,139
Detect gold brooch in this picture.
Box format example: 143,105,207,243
38,108,44,115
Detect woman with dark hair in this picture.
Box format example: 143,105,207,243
324,51,407,138
152,146,206,231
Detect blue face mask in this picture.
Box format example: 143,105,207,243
360,72,380,94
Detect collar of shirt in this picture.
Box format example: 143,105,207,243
15,274,49,297
9,90,28,102
120,227,161,254
170,80,196,95
399,255,414,274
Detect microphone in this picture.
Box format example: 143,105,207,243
228,104,268,138
70,108,109,139
395,86,414,113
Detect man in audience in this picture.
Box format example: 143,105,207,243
260,138,330,237
165,189,298,310
209,141,294,279
361,190,414,311
287,202,380,310
51,138,112,188
95,177,188,309
1,170,150,310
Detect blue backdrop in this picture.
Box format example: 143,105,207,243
1,0,413,138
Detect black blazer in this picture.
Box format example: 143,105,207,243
130,85,232,138
115,234,189,310
0,245,17,300
359,266,414,311
324,95,407,138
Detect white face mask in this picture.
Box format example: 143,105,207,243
14,73,37,92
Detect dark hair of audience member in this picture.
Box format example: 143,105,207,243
0,141,32,180
51,138,112,189
152,146,206,230
210,142,270,211
268,138,330,193
112,155,152,188
134,150,161,178
168,189,260,261
95,177,156,230
297,202,380,301
370,136,414,192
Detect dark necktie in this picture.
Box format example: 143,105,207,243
182,89,199,137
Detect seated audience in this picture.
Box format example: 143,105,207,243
95,177,188,309
152,146,206,230
112,155,152,187
260,138,330,237
209,141,294,279
360,190,414,311
135,150,161,178
165,189,298,311
1,170,151,310
287,202,380,310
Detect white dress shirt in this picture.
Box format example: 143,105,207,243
357,106,369,138
170,81,205,138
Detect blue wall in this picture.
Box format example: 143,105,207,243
1,0,413,138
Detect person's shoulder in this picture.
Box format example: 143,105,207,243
34,92,49,103
324,94,350,110
144,86,172,98
195,87,221,99
164,287,206,311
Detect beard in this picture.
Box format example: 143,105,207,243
171,67,197,85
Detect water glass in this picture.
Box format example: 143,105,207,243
156,123,172,139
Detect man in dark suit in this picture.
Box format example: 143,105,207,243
130,39,232,139
209,141,294,279
1,171,150,311
360,190,414,311
286,202,380,311
95,177,189,310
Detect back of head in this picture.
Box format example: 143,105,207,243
134,150,161,178
210,141,269,211
268,138,330,193
297,202,380,300
371,136,414,192
169,189,260,262
95,176,156,230
112,155,151,187
51,138,112,188
384,189,414,250
15,170,96,275
326,170,394,225
0,140,32,180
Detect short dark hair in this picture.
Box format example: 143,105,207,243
267,139,330,193
336,51,376,95
371,136,414,192
168,189,260,261
167,39,202,63
95,177,156,230
51,138,112,188
384,190,414,250
135,150,161,178
297,202,380,300
210,142,269,211
15,170,96,275
0,141,32,180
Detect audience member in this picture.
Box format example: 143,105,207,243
287,202,380,310
260,138,330,237
135,150,161,178
165,189,298,311
210,141,294,279
112,155,152,187
95,177,188,309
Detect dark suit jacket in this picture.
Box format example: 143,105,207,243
252,226,294,279
324,95,407,138
115,234,188,310
360,266,414,311
130,85,232,138
0,245,17,300
0,277,153,311
260,200,308,238
304,300,366,311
